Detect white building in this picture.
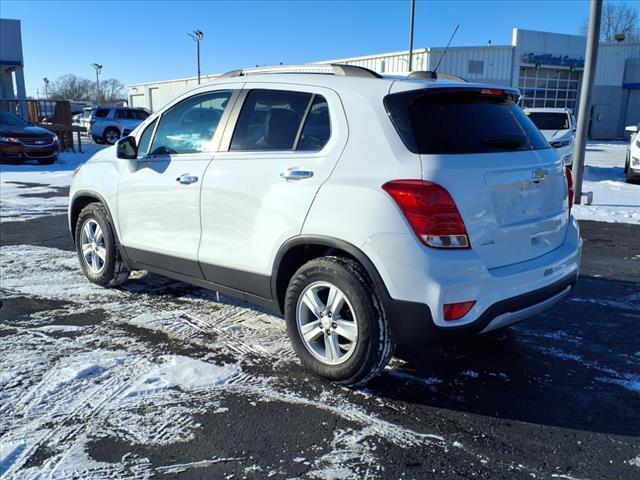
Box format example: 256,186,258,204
127,28,640,139
0,18,27,110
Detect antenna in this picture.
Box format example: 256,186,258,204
433,24,460,73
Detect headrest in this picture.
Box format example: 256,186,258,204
264,109,299,149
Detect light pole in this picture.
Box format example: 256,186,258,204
91,63,103,104
408,0,415,72
188,30,204,84
43,77,49,98
572,0,602,205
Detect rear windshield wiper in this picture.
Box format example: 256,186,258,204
483,135,527,150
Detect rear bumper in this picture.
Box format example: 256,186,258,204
363,216,582,344
383,272,576,343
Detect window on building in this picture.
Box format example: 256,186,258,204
468,60,484,75
518,67,581,109
230,89,312,151
149,90,231,155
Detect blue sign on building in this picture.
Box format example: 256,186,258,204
521,52,585,68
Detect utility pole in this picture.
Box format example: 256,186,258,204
91,63,103,104
188,30,204,84
572,0,602,205
43,77,49,98
408,0,415,72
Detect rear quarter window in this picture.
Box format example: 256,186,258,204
385,89,550,154
94,108,110,118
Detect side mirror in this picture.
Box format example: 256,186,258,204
625,125,638,133
116,135,137,159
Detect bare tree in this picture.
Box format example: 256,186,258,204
46,75,126,104
100,78,125,103
48,74,94,101
581,1,640,41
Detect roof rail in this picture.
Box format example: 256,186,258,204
407,71,467,82
216,63,382,80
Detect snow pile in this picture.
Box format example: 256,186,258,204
572,142,640,224
0,144,105,222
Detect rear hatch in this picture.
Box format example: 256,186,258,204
385,86,569,269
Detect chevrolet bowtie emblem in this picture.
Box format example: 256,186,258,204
532,169,548,182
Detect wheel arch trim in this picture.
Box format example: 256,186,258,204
69,190,132,268
271,235,391,314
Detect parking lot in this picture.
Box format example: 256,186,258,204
1,144,639,479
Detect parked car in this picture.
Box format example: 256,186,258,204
78,107,94,134
624,123,640,183
69,65,581,385
0,110,59,165
524,108,576,166
89,106,149,144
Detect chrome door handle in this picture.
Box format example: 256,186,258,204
280,168,314,181
176,174,198,184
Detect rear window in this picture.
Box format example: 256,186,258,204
526,112,570,130
94,108,110,118
385,89,550,154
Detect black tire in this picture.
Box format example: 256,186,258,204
103,127,120,145
75,203,129,287
37,156,56,165
284,256,394,386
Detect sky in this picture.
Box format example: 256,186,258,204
2,0,594,97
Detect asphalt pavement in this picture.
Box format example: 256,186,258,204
1,214,639,479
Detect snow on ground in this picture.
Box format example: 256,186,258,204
0,245,453,478
0,144,104,222
572,142,640,224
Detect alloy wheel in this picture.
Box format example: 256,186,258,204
80,219,106,274
296,281,359,365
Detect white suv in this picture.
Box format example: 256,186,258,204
69,65,582,385
624,123,640,183
524,108,576,166
89,106,149,144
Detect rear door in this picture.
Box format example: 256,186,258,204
117,89,237,276
387,87,569,269
198,85,347,295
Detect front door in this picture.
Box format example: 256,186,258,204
117,89,236,277
198,85,347,296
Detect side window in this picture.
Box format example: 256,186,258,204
115,109,126,119
149,90,231,155
137,118,158,158
230,89,312,151
298,95,330,151
94,108,109,118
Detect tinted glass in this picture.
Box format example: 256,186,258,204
132,110,149,120
137,118,157,158
298,96,331,151
385,89,549,154
0,111,28,126
115,109,127,119
95,108,109,118
526,112,570,130
230,89,311,151
149,90,231,155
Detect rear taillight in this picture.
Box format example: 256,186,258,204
565,167,574,215
444,301,476,321
382,180,470,249
480,88,503,96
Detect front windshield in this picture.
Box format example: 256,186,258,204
0,111,28,126
526,112,570,131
